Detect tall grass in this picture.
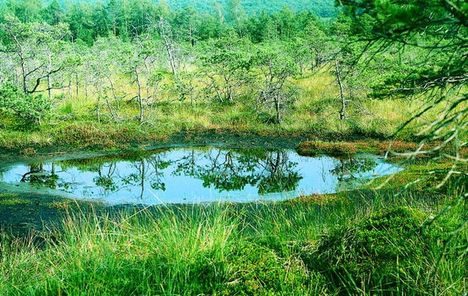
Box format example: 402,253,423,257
0,189,465,295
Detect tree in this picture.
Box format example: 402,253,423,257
0,83,51,127
199,36,254,104
325,16,374,121
122,35,162,124
339,0,467,170
172,7,198,46
4,0,44,23
66,2,94,44
42,0,63,25
302,18,330,68
85,37,128,123
0,16,70,95
158,17,179,81
225,0,246,25
0,16,70,127
255,42,300,124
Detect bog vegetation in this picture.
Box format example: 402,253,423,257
0,0,451,146
0,0,466,295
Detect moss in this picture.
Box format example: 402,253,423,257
53,123,118,149
289,194,339,205
222,241,314,295
297,141,358,157
304,206,438,294
375,140,418,154
0,194,31,206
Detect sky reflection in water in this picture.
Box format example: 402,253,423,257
0,148,402,205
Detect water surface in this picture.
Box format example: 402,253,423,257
0,147,402,205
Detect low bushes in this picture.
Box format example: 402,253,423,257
222,242,318,295
0,84,51,129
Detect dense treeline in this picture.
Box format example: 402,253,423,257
166,0,337,17
0,0,334,43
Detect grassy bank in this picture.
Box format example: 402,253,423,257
0,109,411,155
0,190,465,295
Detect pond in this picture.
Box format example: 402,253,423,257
0,147,403,205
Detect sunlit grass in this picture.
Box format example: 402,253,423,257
0,187,464,295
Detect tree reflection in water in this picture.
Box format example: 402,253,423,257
330,157,377,181
21,163,59,189
18,149,302,195
122,156,171,198
10,148,398,204
174,149,302,194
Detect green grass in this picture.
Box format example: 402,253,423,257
0,189,465,295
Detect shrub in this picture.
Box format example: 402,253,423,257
0,84,51,129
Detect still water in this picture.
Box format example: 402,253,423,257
0,148,402,205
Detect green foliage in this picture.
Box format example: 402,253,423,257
0,83,51,128
0,0,333,44
338,0,467,178
255,42,300,124
167,0,337,18
199,36,254,104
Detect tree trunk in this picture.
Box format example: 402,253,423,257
159,18,178,81
47,53,52,99
335,60,347,120
135,68,144,123
96,84,101,123
75,72,79,98
274,95,281,124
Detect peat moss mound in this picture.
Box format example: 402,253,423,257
221,242,318,295
306,207,438,294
